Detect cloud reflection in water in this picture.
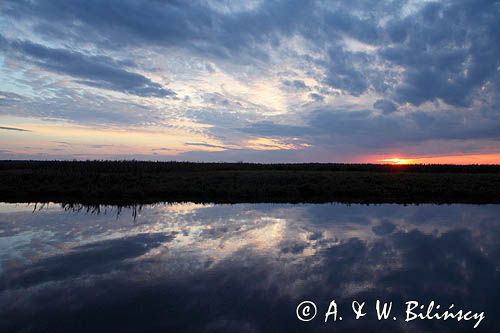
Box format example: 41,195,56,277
0,203,499,332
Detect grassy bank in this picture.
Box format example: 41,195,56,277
0,161,499,204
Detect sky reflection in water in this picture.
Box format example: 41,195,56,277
0,203,499,332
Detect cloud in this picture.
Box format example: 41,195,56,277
0,91,24,106
307,108,500,145
231,106,500,160
184,142,232,150
239,121,310,138
323,46,371,96
1,35,175,98
309,93,324,102
282,79,309,90
4,0,500,103
5,233,174,288
1,0,500,160
152,147,176,152
0,126,31,132
373,99,398,114
2,0,308,60
380,0,500,107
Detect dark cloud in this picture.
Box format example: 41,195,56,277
185,142,232,150
1,35,174,98
324,47,370,96
0,126,31,132
279,240,307,254
3,0,211,46
4,233,174,289
373,99,398,114
380,0,500,107
152,147,176,152
372,220,397,236
309,93,324,102
282,79,309,90
307,108,500,146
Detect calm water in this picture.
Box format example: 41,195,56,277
0,203,499,332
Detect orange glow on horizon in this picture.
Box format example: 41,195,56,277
378,157,415,165
376,154,500,165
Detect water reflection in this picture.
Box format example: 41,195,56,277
0,203,499,332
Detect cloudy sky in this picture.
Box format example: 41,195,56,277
1,0,499,163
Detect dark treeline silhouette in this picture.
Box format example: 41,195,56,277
1,160,499,204
1,160,500,173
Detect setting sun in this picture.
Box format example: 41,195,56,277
378,158,415,165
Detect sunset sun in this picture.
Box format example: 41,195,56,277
379,157,414,165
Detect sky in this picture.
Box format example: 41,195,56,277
0,0,499,163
